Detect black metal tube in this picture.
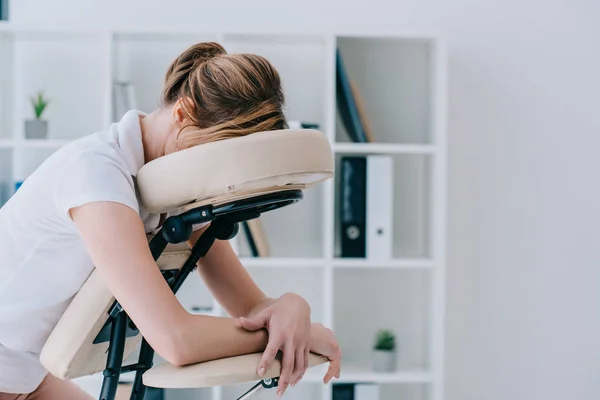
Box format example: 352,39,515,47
149,231,168,261
170,223,218,294
99,312,127,400
129,224,220,399
129,338,155,400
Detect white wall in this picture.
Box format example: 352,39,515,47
10,1,600,399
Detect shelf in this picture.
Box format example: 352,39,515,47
335,369,432,384
333,142,436,155
332,258,434,269
20,139,72,148
0,139,75,149
240,257,325,268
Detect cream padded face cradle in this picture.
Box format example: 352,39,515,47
136,129,334,214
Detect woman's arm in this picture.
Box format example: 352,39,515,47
187,229,313,395
69,201,268,366
187,229,269,318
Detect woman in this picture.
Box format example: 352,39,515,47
0,42,341,399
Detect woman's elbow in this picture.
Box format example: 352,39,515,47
148,320,194,366
162,348,192,367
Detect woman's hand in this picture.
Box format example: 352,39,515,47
310,323,342,384
238,292,312,396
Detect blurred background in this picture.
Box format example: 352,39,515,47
1,1,599,400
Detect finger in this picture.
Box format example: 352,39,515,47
278,344,295,396
323,362,336,384
291,347,306,386
257,338,280,377
293,347,309,386
238,309,269,331
323,354,341,384
305,347,310,375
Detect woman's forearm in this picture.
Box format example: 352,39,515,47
170,313,269,366
195,238,270,318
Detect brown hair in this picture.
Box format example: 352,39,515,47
162,42,287,150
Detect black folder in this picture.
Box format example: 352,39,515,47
340,156,367,258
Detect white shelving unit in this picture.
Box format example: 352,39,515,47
0,24,446,400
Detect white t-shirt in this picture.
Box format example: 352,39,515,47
0,110,192,393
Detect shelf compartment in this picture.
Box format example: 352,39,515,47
333,153,432,259
335,36,434,145
12,31,109,140
112,32,219,118
236,185,326,258
333,381,430,400
221,33,329,132
333,269,431,373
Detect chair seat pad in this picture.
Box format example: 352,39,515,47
142,352,328,389
136,129,333,214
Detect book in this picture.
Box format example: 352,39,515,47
336,49,368,143
241,221,259,257
288,121,320,130
333,383,380,400
366,155,393,260
349,80,374,142
242,218,270,257
0,0,7,20
332,383,355,400
355,383,380,400
340,156,367,258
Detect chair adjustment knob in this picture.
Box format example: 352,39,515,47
213,220,239,241
162,216,193,244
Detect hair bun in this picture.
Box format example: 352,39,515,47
163,42,227,102
190,42,227,66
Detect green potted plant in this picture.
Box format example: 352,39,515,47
25,91,50,139
372,329,396,372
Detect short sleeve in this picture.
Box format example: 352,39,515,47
54,152,140,220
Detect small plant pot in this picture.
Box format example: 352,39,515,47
372,350,396,372
25,119,48,139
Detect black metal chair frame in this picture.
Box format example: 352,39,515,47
93,189,303,400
